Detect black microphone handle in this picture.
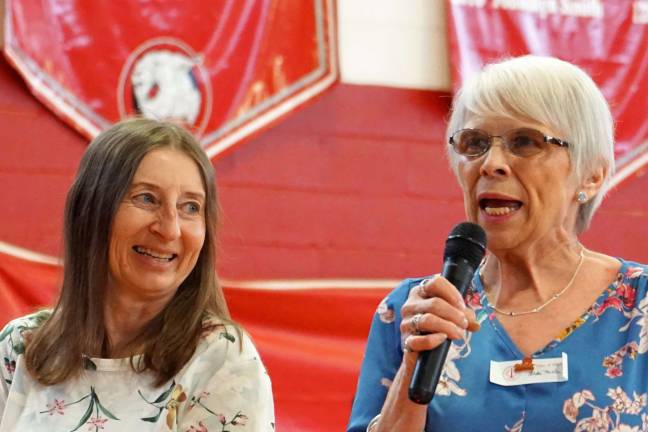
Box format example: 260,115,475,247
408,257,477,405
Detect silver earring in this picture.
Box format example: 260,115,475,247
577,191,588,203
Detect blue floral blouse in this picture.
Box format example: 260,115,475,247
348,259,648,431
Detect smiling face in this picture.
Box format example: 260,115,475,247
456,117,580,253
107,147,206,305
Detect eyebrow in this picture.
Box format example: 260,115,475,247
129,181,206,201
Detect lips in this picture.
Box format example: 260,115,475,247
132,246,177,261
479,198,522,216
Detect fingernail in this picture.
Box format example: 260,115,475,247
461,317,469,329
467,321,481,332
456,299,466,310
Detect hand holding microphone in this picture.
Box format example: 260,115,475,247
404,222,487,405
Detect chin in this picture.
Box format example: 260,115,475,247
480,229,519,251
135,277,180,295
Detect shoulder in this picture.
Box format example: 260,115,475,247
604,258,648,312
616,259,648,286
182,317,266,378
178,319,272,408
177,320,274,430
0,310,51,357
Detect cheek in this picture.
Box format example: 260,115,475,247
456,161,477,189
108,219,132,258
456,164,478,206
184,222,206,257
107,207,141,274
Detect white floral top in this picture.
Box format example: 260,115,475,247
0,314,274,431
348,259,648,431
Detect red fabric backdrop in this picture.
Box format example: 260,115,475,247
4,0,337,158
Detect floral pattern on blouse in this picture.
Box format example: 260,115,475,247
563,387,648,431
348,259,648,432
505,412,525,432
0,314,274,431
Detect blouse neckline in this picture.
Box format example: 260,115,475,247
471,257,631,357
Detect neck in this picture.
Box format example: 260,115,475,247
103,292,168,358
481,235,584,310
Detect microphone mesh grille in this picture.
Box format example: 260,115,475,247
443,222,487,269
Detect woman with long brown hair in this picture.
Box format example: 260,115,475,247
0,118,274,431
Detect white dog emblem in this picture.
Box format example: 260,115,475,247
131,50,201,124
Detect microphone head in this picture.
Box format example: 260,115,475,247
443,222,487,269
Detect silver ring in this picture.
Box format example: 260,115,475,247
411,313,423,334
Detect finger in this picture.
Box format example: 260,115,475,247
465,308,480,332
412,313,466,340
414,276,438,299
416,276,466,310
402,296,468,334
400,312,465,341
404,333,448,353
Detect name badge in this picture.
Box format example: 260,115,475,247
489,353,568,386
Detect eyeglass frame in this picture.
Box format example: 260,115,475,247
447,127,570,158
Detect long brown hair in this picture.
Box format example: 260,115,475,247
25,118,233,386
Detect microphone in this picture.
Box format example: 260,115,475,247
408,222,487,405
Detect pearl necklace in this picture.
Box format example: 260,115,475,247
488,249,585,317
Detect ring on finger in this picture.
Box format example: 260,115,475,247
418,275,437,298
411,313,424,334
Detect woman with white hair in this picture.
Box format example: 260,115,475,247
348,55,648,431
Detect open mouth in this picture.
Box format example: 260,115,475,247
133,246,177,262
479,198,522,216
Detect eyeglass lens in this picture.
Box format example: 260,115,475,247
452,128,548,157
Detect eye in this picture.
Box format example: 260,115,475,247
510,134,535,148
181,201,202,215
133,192,157,206
458,130,490,155
507,129,544,156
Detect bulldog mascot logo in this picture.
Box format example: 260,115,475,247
117,38,213,135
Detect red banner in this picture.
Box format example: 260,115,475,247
447,0,648,184
4,0,337,159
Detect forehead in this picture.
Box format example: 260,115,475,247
463,115,556,136
464,116,546,132
132,148,205,194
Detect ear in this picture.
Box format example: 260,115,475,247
579,163,608,201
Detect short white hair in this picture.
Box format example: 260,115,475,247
446,55,615,233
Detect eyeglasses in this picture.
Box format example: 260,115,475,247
448,128,569,158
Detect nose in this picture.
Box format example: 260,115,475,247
479,138,512,178
152,205,181,240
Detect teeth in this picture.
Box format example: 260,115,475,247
484,206,514,216
134,246,175,260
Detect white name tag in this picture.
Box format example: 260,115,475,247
489,353,568,386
